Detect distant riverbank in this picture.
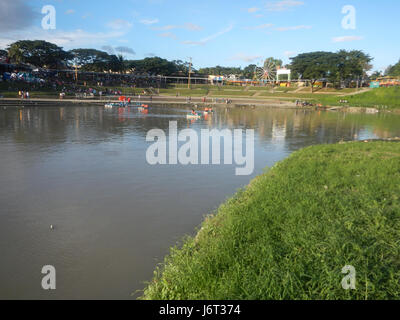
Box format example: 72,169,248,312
1,87,400,113
142,141,400,300
0,96,297,109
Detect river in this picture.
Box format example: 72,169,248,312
0,105,399,299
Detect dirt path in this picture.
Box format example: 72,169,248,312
293,87,304,93
339,88,372,96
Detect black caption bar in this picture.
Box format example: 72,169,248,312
1,300,397,318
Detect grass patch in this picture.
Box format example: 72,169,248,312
315,87,400,110
158,88,208,96
142,141,400,300
210,90,255,97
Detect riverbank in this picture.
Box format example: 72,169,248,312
0,87,400,113
1,87,399,112
312,87,400,111
0,96,297,109
142,141,400,300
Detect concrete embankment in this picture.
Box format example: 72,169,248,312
0,96,297,109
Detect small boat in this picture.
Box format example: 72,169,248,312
203,107,214,115
187,113,202,119
105,102,147,108
104,102,127,108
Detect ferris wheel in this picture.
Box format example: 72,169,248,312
255,60,277,82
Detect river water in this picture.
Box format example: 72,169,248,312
0,105,399,299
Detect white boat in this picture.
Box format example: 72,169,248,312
187,114,201,119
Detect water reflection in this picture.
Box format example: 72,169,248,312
0,105,399,300
2,106,399,146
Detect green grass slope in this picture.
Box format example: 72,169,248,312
317,87,400,110
142,141,400,300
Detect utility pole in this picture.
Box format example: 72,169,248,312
188,57,192,89
74,65,79,85
72,54,79,85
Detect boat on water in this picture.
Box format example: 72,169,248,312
202,107,214,115
187,111,203,119
187,114,202,119
104,102,149,109
105,103,119,108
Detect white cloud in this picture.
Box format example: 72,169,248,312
231,53,263,62
332,35,364,43
184,23,203,31
152,23,202,31
275,25,311,31
101,45,115,54
182,25,233,46
158,32,177,40
284,51,297,57
100,45,136,56
107,19,133,30
0,27,126,49
245,24,273,30
266,0,304,12
247,7,260,13
151,25,176,31
140,19,159,25
115,46,136,55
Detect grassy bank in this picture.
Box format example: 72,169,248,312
314,87,400,110
2,82,400,110
142,141,400,300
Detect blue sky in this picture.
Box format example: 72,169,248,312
1,0,399,71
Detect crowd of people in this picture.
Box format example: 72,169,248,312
0,64,167,99
18,90,30,99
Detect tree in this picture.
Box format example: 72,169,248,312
69,49,110,69
264,57,283,68
335,50,372,87
385,59,400,77
0,49,8,63
172,60,193,74
126,57,178,75
108,54,126,73
290,52,336,92
243,64,257,79
7,45,23,64
198,66,242,76
0,49,7,58
290,50,372,91
369,71,383,80
7,40,71,68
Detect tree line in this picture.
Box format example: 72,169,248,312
2,40,190,76
1,40,399,82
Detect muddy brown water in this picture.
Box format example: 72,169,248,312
0,105,399,299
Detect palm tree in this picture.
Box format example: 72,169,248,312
7,45,23,64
